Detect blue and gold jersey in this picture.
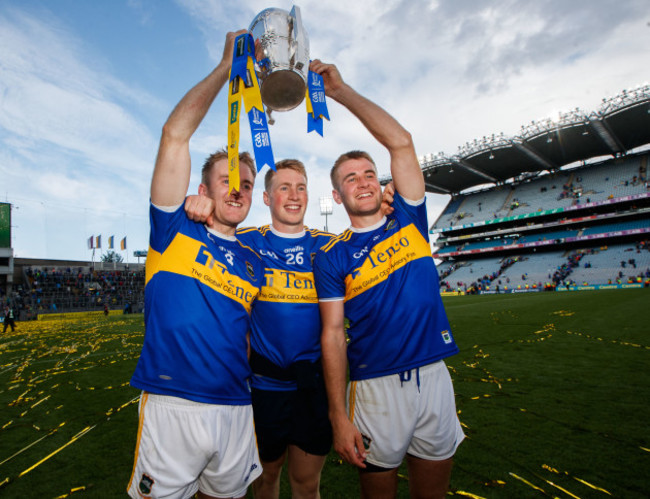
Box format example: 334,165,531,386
313,193,458,381
237,225,334,390
130,203,263,404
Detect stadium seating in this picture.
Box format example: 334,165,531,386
438,256,504,291
516,229,578,244
568,243,650,285
10,265,145,319
430,149,649,294
431,154,649,232
581,219,650,235
438,242,649,290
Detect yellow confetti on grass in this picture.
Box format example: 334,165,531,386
566,330,649,349
508,472,546,493
30,394,51,409
453,491,487,498
2,316,142,482
542,479,581,498
0,432,53,467
573,477,612,495
543,464,612,495
533,323,555,335
19,425,96,477
54,485,87,498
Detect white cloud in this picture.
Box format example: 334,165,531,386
0,6,159,259
1,0,648,260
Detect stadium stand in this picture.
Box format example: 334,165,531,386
568,242,650,285
5,260,145,320
432,155,649,232
428,151,650,293
383,84,650,294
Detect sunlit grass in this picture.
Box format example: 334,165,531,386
0,315,143,497
0,289,648,498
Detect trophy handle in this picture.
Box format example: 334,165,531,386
290,5,307,71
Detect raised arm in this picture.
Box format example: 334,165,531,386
151,29,246,206
320,300,367,468
309,60,424,201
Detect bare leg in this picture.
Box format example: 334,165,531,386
252,452,286,499
406,454,453,499
287,445,327,499
359,468,398,499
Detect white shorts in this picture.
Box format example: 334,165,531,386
347,361,465,469
127,393,262,499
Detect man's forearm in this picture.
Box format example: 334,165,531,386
321,325,349,422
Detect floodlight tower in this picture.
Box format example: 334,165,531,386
319,196,333,232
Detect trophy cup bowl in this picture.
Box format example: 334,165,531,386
249,6,309,112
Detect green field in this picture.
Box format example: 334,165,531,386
1,289,648,498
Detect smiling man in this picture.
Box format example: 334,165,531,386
237,161,334,499
186,159,334,499
127,30,263,499
311,59,465,499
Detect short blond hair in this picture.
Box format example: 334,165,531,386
330,150,376,190
265,159,307,192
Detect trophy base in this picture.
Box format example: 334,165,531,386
261,71,306,112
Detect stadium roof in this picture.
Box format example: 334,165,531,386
399,84,650,195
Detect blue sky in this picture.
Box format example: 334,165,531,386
1,0,648,261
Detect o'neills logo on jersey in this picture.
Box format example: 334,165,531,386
260,268,318,303
345,224,431,301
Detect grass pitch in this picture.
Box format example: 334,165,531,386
0,289,647,498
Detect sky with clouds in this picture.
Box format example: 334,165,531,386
0,0,648,261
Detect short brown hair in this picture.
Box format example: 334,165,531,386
330,150,376,190
264,159,307,192
201,148,256,186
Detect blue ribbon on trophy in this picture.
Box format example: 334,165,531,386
306,69,329,136
228,33,275,191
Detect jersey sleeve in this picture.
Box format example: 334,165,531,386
313,248,345,301
149,201,187,254
393,193,430,242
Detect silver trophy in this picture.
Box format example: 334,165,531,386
249,5,309,113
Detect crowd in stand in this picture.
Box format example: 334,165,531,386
2,266,145,320
550,251,588,288
439,256,520,294
436,159,648,230
437,241,650,293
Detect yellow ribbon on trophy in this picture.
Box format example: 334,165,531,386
228,34,275,193
305,68,329,136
